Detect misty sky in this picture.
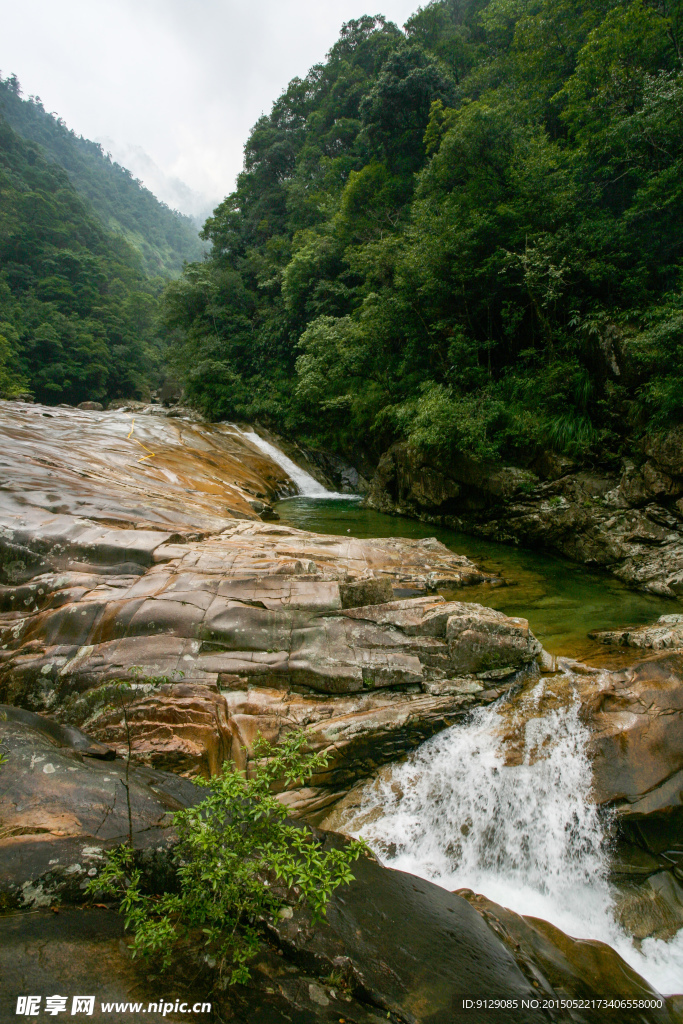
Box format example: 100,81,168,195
1,0,420,218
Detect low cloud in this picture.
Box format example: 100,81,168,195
1,0,417,216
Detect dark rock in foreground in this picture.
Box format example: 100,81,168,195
0,710,675,1023
0,707,202,909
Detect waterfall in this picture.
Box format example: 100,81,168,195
345,680,683,995
230,426,351,498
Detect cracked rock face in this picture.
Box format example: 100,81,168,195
0,400,530,817
0,525,531,814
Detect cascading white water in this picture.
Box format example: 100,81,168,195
230,425,351,498
345,680,683,995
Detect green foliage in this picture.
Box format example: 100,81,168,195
0,331,28,397
163,0,683,468
0,75,204,277
0,110,165,404
88,731,364,986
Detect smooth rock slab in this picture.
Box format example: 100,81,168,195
0,711,203,908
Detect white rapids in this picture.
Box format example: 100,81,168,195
343,680,683,996
229,425,351,498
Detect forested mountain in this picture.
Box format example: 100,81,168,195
0,115,163,404
165,0,683,471
0,75,205,278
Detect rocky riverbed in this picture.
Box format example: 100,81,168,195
1,400,682,1022
366,435,683,597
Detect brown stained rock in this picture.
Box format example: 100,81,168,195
0,712,204,909
0,401,518,810
77,673,498,814
586,652,683,813
1,525,505,713
493,654,683,820
0,528,520,794
0,717,672,1018
222,684,495,821
0,401,297,536
83,684,232,776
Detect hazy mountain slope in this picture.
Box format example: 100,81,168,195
0,74,206,278
0,113,163,404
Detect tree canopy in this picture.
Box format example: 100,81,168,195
0,112,163,403
164,0,683,468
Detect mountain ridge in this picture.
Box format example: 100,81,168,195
0,73,206,278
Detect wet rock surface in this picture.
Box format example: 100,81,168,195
0,818,673,1023
366,439,683,596
0,708,203,909
0,399,294,539
0,400,523,811
456,891,675,1022
0,909,203,1023
493,653,683,944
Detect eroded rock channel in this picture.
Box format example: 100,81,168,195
1,401,682,1023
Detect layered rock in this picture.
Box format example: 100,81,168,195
0,399,294,540
589,615,683,650
0,513,531,813
366,436,683,596
0,399,531,813
0,712,672,1022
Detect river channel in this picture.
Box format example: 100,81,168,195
275,495,683,994
276,495,677,663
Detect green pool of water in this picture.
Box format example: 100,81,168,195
275,497,680,663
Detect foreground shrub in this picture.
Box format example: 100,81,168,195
88,731,364,985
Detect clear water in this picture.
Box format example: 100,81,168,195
277,496,683,994
276,496,679,663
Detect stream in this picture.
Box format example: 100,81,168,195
276,495,683,994
276,496,676,664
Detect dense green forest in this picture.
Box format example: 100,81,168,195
0,75,205,277
0,114,163,404
165,0,683,470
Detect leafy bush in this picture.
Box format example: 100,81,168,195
88,731,364,986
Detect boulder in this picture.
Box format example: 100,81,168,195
457,891,672,1018
77,401,104,411
588,615,683,651
0,709,203,910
